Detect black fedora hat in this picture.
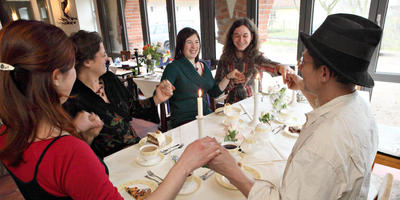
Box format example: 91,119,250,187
300,13,382,87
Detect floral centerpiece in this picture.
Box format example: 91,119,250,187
141,42,172,73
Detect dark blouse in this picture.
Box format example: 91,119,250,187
63,71,159,158
161,58,223,128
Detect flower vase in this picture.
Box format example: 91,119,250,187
147,60,156,74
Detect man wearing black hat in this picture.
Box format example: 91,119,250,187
207,14,382,199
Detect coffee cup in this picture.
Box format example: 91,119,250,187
139,144,159,162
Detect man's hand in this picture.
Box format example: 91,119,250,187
175,137,220,175
154,80,175,105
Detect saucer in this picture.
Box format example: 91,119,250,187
136,152,165,167
178,175,201,195
117,179,158,199
138,135,172,148
274,113,299,126
215,165,260,190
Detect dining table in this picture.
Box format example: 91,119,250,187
104,88,312,199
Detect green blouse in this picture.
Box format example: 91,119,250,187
161,57,222,128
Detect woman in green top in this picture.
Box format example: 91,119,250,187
161,28,240,128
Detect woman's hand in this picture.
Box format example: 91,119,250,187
227,69,245,84
175,137,221,175
73,111,104,143
154,80,175,105
278,64,294,84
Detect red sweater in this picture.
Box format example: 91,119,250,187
0,134,123,199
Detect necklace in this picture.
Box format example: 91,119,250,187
95,80,105,97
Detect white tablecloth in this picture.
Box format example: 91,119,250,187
104,94,312,199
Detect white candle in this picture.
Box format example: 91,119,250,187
197,89,203,118
197,116,203,139
252,73,260,126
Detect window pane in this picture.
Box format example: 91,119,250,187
103,0,123,54
175,0,200,56
215,0,247,59
8,1,35,21
124,0,144,51
376,1,400,73
258,0,300,64
312,0,371,32
36,0,50,23
75,0,98,32
371,81,400,128
147,0,169,49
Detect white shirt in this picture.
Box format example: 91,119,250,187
248,91,378,200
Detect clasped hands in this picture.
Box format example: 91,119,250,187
154,80,175,105
227,69,246,84
73,111,104,143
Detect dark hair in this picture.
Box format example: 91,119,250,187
219,18,259,66
0,20,83,166
70,30,103,72
174,27,200,63
307,50,353,85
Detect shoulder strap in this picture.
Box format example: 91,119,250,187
33,135,67,179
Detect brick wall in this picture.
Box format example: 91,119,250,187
215,0,274,44
258,0,275,43
125,0,143,50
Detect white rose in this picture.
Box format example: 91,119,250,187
146,54,152,60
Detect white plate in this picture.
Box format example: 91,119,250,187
138,135,172,148
178,175,201,195
118,179,158,199
215,165,260,190
136,152,165,167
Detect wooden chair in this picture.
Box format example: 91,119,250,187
374,173,394,200
120,50,131,61
373,152,400,170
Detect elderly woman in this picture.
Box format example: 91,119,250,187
161,27,240,128
215,18,293,104
63,30,174,158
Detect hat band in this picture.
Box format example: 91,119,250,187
312,30,376,61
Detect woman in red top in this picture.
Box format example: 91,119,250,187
0,20,220,200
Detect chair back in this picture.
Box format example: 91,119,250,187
121,51,131,61
375,173,394,200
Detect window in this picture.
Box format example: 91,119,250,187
312,0,371,32
36,0,50,23
147,0,169,49
175,0,201,48
7,1,34,21
75,0,98,32
376,1,400,74
258,0,300,64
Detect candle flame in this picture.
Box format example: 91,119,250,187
198,89,203,97
11,9,18,21
255,73,260,80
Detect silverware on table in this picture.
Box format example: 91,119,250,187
199,170,215,180
162,143,184,155
272,125,286,135
160,143,180,154
144,175,161,185
239,103,253,121
147,170,164,181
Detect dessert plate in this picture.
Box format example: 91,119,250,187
138,135,172,148
118,179,158,199
178,175,201,195
136,152,165,167
215,165,260,190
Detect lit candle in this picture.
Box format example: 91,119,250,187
197,89,203,118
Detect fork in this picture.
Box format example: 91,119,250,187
144,175,161,185
199,170,215,180
147,170,164,181
163,143,184,155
